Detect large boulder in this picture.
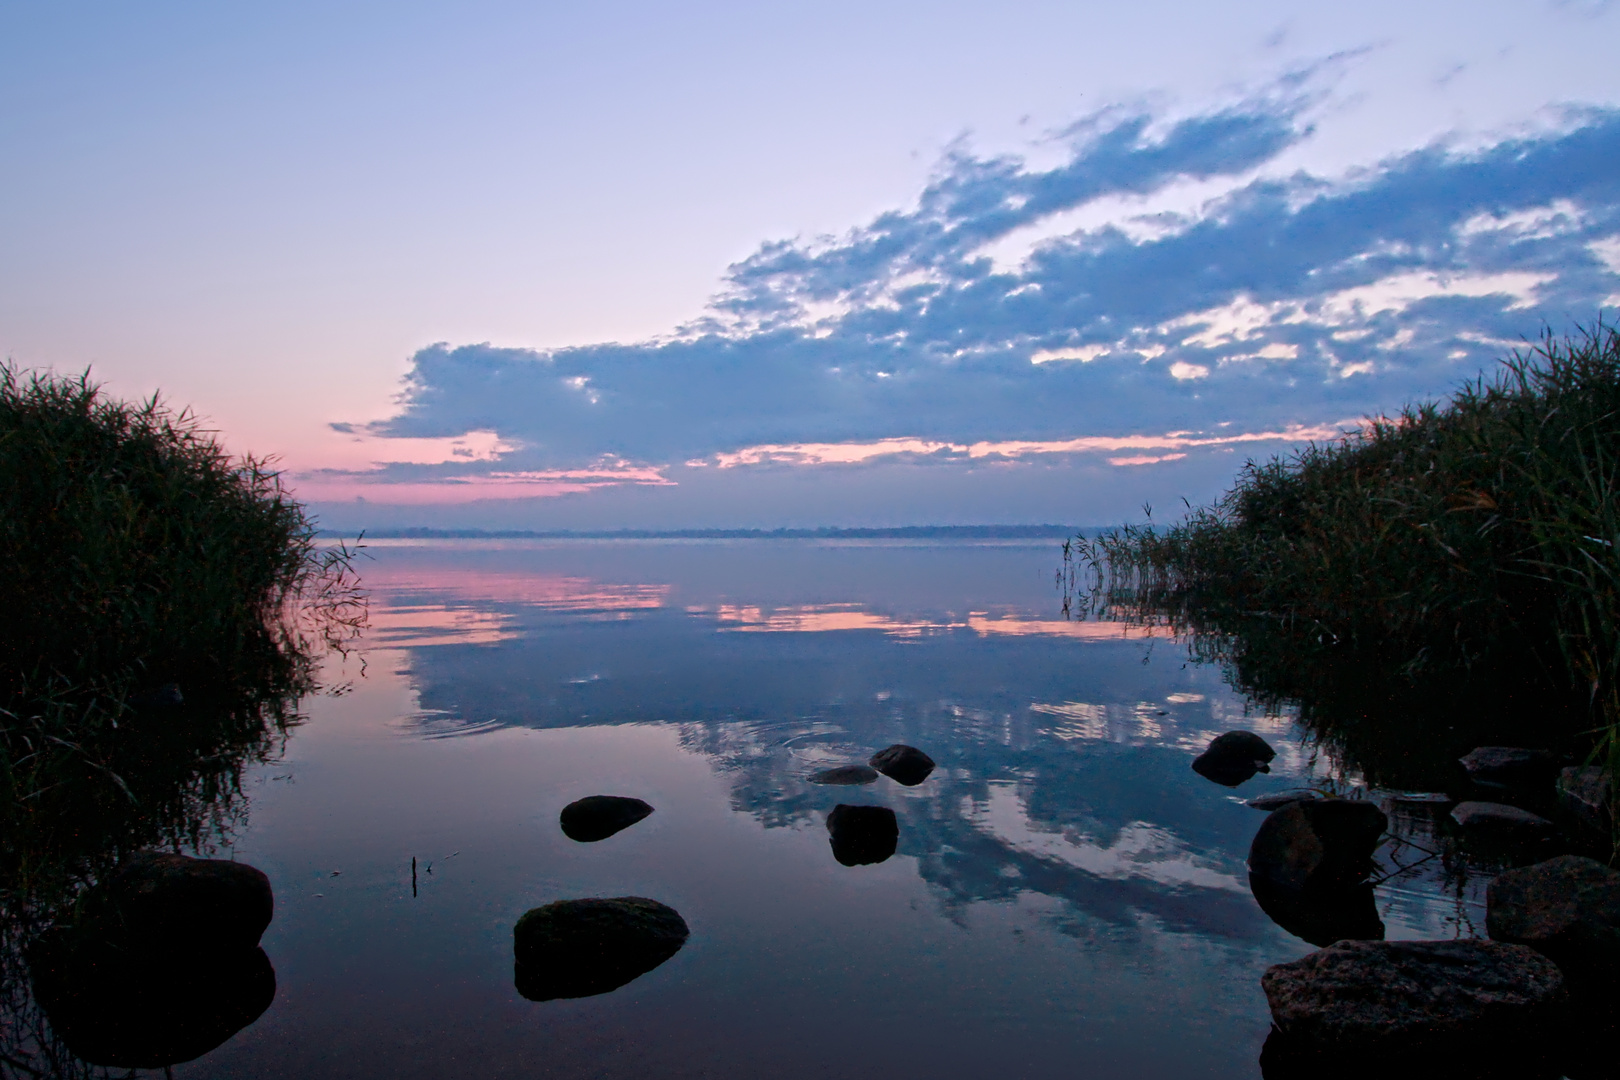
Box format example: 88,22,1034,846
28,938,275,1069
78,853,273,957
808,765,879,786
1248,800,1388,895
869,745,935,786
559,796,654,843
1262,939,1565,1055
1459,747,1558,791
26,852,277,1069
1192,731,1276,787
513,897,689,1001
1488,855,1620,985
1559,766,1612,835
826,805,899,866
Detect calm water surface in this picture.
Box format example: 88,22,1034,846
178,540,1478,1079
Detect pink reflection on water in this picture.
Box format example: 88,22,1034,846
703,603,1172,640
360,564,672,611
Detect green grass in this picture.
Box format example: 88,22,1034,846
1071,322,1620,791
0,366,363,904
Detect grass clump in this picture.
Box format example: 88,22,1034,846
1072,323,1620,786
0,366,362,900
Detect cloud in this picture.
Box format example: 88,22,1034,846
318,86,1620,509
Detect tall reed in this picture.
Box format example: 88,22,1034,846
1073,323,1620,781
0,366,364,900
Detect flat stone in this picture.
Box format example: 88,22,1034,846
826,804,899,866
1249,800,1388,895
513,897,689,1001
808,765,879,786
1386,792,1454,805
869,745,935,786
1262,939,1565,1053
559,796,654,842
1451,801,1554,833
1559,766,1611,834
1488,855,1620,984
1459,747,1558,790
1247,791,1319,812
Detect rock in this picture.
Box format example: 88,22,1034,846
1248,800,1388,895
83,853,273,957
1487,855,1620,985
1248,791,1319,812
868,745,935,786
513,897,689,1001
1249,873,1383,948
559,796,654,842
1261,939,1565,1055
1450,800,1555,835
26,853,277,1069
826,805,899,866
808,765,880,786
1459,747,1558,791
28,936,275,1069
1559,766,1612,834
1192,730,1276,787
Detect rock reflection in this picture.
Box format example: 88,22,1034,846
827,805,899,866
29,938,275,1070
1248,873,1383,947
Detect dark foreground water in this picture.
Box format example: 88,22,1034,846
83,541,1492,1078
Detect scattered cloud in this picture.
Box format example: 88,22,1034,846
313,83,1620,513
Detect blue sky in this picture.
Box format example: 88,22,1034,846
3,2,1619,528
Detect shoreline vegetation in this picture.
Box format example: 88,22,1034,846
335,524,1083,541
1068,322,1620,806
0,367,363,909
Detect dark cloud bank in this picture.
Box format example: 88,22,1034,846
313,87,1620,528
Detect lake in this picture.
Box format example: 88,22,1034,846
38,539,1494,1078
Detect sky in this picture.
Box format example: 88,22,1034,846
3,1,1620,530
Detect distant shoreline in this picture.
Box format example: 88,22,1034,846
325,524,1091,541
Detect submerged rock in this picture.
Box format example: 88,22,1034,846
826,804,899,866
808,765,880,786
1559,766,1612,835
1262,939,1564,1055
1451,800,1555,835
869,745,935,786
29,937,275,1069
1249,873,1383,948
1488,855,1620,985
513,897,689,1001
559,796,655,842
1192,730,1276,787
1248,800,1388,895
1459,747,1558,791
